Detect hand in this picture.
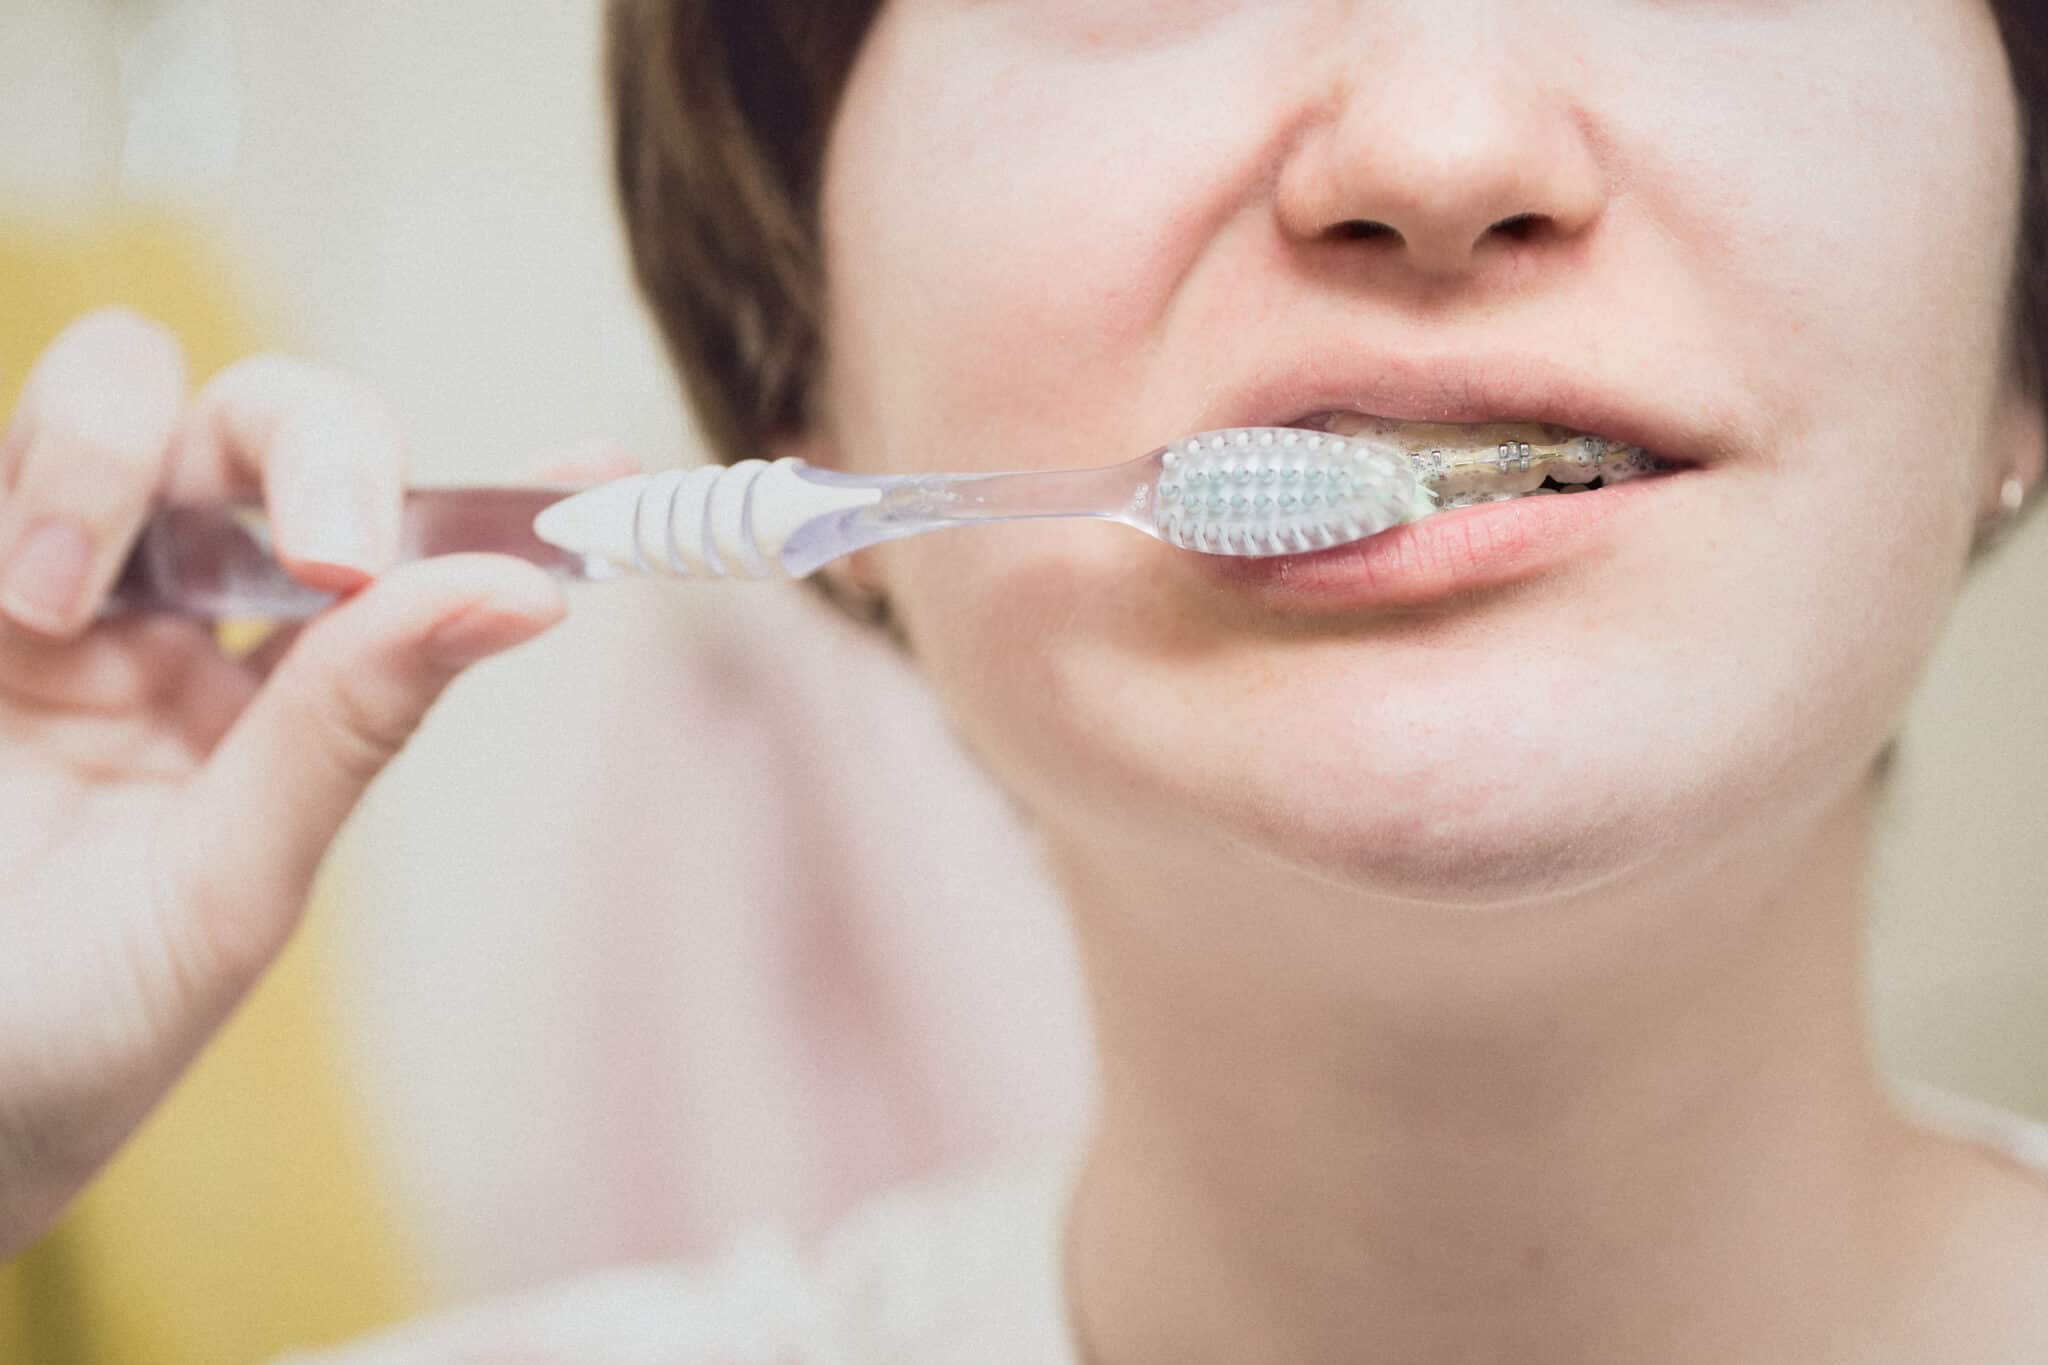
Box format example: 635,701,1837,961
0,310,625,1254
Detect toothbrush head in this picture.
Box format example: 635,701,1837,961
1148,428,1436,557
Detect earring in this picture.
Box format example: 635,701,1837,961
2000,474,2026,520
1975,472,2030,557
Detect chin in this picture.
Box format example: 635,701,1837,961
1199,729,1695,909
1276,812,1660,910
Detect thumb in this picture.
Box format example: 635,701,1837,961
167,553,564,992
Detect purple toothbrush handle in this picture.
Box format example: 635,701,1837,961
107,486,606,621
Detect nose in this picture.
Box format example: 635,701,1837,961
1275,18,1607,282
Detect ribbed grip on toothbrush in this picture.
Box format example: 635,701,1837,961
532,457,884,581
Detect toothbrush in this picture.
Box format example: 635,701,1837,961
111,427,1651,618
106,486,606,620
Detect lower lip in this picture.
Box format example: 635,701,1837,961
1199,473,1679,611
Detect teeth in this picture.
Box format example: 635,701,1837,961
1295,413,1662,503
1597,447,1664,484
1554,435,1609,484
1313,414,1576,446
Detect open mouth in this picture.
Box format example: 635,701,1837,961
1289,410,1682,509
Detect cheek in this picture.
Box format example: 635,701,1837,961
1603,2,2022,456
1594,1,2016,661
823,11,1298,467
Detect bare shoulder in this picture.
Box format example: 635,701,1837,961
1872,1123,2048,1364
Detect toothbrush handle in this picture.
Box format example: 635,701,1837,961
107,487,606,621
781,462,1143,573
549,458,1148,582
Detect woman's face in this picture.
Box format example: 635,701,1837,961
813,0,2037,906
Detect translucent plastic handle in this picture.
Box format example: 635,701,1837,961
531,457,1149,581
107,487,610,620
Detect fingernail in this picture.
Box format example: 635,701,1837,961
280,472,389,575
1,518,93,630
291,511,378,576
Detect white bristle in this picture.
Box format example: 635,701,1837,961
1147,425,1432,559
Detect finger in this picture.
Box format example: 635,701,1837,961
0,310,188,637
164,355,408,594
165,553,565,993
234,621,299,677
233,428,631,675
1,403,29,496
515,438,642,486
0,612,221,715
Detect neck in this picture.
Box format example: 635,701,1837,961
1058,783,1939,1365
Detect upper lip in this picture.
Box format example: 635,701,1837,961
1191,346,1732,468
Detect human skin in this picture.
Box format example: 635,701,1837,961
808,1,2048,1361
0,313,636,1253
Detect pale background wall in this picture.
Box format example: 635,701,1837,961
0,0,691,474
4,0,2046,1290
1873,541,2048,1117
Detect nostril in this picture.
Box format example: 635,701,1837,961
1329,219,1398,243
1489,213,1544,243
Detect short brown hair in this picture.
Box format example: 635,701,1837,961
608,1,2048,471
608,2,880,467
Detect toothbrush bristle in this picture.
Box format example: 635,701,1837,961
1154,427,1432,557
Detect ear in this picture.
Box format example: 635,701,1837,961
1983,374,2046,520
765,427,890,600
